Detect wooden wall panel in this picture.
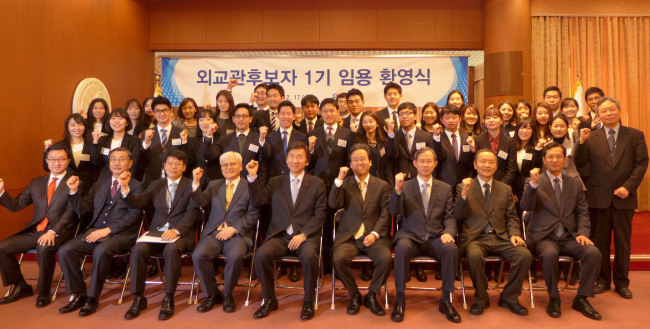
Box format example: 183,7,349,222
320,10,378,43
150,11,177,44
377,10,437,43
206,11,264,43
174,11,207,44
263,10,320,43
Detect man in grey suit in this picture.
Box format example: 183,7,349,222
190,151,259,313
389,147,461,323
329,144,392,317
520,142,602,320
248,142,327,320
454,149,532,316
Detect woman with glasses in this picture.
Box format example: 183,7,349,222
91,108,141,181
173,98,199,138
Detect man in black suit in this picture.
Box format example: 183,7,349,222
543,86,563,117
520,142,602,319
575,97,648,299
57,147,143,316
295,95,323,135
342,88,365,133
251,83,269,112
329,144,392,317
191,151,259,313
119,150,198,320
389,102,434,180
248,142,327,320
254,83,284,132
375,82,402,132
336,93,349,119
454,149,532,316
390,147,461,323
578,87,604,130
0,143,77,307
261,100,309,180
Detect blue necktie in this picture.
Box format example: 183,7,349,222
161,128,168,145
282,131,288,155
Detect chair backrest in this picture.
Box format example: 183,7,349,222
332,209,345,240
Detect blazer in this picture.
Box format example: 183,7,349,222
342,115,362,131
70,178,143,239
328,175,391,247
137,125,188,187
192,178,259,248
308,125,356,189
253,109,278,132
184,136,220,189
575,126,649,209
364,138,395,186
262,128,308,180
512,148,543,199
43,139,96,194
519,172,590,249
294,117,324,135
578,113,599,130
474,131,517,185
0,173,76,236
392,128,434,180
453,178,521,253
432,131,475,189
544,134,585,189
205,130,266,179
252,174,327,242
90,134,141,181
390,178,456,243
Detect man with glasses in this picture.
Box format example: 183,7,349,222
388,102,434,180
343,88,365,133
0,143,77,307
56,147,143,316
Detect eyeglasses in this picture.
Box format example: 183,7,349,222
221,162,241,168
154,108,171,114
233,114,250,120
399,111,414,117
165,161,184,167
109,157,130,162
46,158,69,163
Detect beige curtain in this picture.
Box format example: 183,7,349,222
532,16,650,211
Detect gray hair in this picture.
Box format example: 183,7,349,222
596,96,620,112
219,151,242,165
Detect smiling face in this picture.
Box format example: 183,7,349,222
484,114,502,131
384,88,402,108
543,146,566,176
413,149,437,178
474,151,497,181
109,114,128,133
153,104,172,126
254,86,267,108
277,105,296,130
181,102,197,119
266,89,284,110
442,113,460,132
198,115,214,133
499,104,514,122
535,107,550,126
350,148,371,178
362,115,378,135
398,108,415,130
448,92,464,107
463,108,478,126
321,103,339,126
217,95,230,113
233,107,252,131
561,102,578,119
286,148,308,175
127,104,140,121
302,102,319,121
517,124,533,143
92,102,106,120
45,149,71,176
220,153,243,181
109,150,133,177
422,106,438,125
163,156,186,180
516,103,531,120
597,100,621,128
67,119,86,139
347,95,364,116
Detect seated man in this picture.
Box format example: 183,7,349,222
329,144,392,317
248,142,327,320
390,147,461,323
454,149,532,316
0,143,77,307
58,147,143,316
190,151,259,313
520,142,602,320
119,150,198,320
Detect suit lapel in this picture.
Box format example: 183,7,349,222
216,181,228,214
595,129,613,167
612,127,628,166
410,179,427,218
293,175,311,210
470,180,488,212
225,179,247,215
426,180,439,220
487,183,500,213
47,174,70,210
169,179,187,213
540,174,561,214
282,176,294,212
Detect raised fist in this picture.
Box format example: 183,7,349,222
227,78,239,90
384,118,395,135
394,172,406,194
180,129,188,143
337,167,349,181
246,160,259,177
461,177,473,198
308,136,317,152
144,129,155,143
118,171,131,188
92,130,100,144
529,168,540,186
258,126,268,142
579,128,591,144
192,167,204,184
432,123,442,136
66,175,80,194
43,139,53,150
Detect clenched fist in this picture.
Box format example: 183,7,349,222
192,167,204,185
529,168,540,186
337,167,349,181
246,160,259,178
66,175,80,194
308,136,317,153
258,126,268,142
43,139,54,150
394,172,406,194
461,177,472,198
579,128,591,144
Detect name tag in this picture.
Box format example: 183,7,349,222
416,142,425,150
226,129,235,134
380,147,386,157
337,139,347,147
509,131,515,137
101,147,110,156
248,144,259,153
80,154,90,162
172,138,182,145
498,150,508,160
523,152,533,161
463,145,470,152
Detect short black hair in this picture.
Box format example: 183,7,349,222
301,94,320,108
233,103,253,116
286,141,310,162
397,102,416,113
109,147,133,160
346,88,364,101
349,143,372,159
543,86,562,99
542,141,566,157
151,96,172,110
105,108,134,135
383,82,402,95
320,98,339,110
413,147,436,161
254,83,269,92
45,142,71,159
277,100,296,114
439,105,462,117
164,149,187,164
584,86,604,100
474,148,497,162
335,92,347,101
267,83,285,97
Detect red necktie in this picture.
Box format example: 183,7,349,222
37,177,58,232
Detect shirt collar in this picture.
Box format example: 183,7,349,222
445,129,459,139
226,176,241,188
280,126,293,135
157,123,172,134
49,171,67,183
604,123,620,136
354,175,370,186
477,176,493,188
236,128,250,136
402,126,417,137
167,177,182,187
416,175,433,189
325,123,338,132
290,171,305,182
546,170,562,183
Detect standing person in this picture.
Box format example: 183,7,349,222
543,86,563,117
125,99,148,137
87,98,110,135
173,98,199,138
185,108,220,188
578,87,605,130
474,107,517,185
389,102,434,180
575,97,648,299
376,82,403,132
343,88,365,132
261,100,308,181
549,115,583,189
446,90,465,109
515,99,532,121
91,108,140,181
250,83,269,111
533,102,553,142
419,102,441,134
336,92,349,119
560,98,581,145
215,90,236,137
142,97,156,129
459,104,482,136
295,94,323,135
512,117,543,214
254,83,285,133
356,111,395,186
499,101,517,136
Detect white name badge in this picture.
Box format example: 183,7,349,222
416,142,426,150
380,147,386,157
172,138,182,145
523,153,533,161
463,145,470,152
248,144,259,153
101,147,110,156
498,150,508,160
80,154,90,162
509,131,515,137
337,139,347,147
226,129,235,134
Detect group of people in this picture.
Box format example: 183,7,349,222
0,80,647,324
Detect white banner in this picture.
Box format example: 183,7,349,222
161,56,468,108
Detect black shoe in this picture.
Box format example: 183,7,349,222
390,299,405,322
546,297,561,318
222,295,236,313
124,295,148,320
415,265,427,282
79,297,99,316
0,282,33,304
288,264,300,282
593,283,610,294
469,301,489,315
59,294,86,313
158,295,175,320
36,292,51,308
277,264,287,279
364,293,385,316
254,297,278,319
572,296,602,320
615,287,633,299
347,293,362,315
197,292,223,313
435,271,442,280
498,298,528,316
360,264,372,282
439,301,461,323
300,300,315,320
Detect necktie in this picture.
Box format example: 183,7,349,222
482,183,493,234
282,130,288,155
270,111,279,131
37,177,58,232
451,133,459,160
405,132,412,151
553,178,564,237
225,182,234,209
237,133,246,154
110,180,119,199
327,127,334,152
421,182,430,216
608,129,616,158
327,126,333,136
358,180,367,201
308,120,314,133
167,182,177,212
392,111,399,130
291,178,300,205
160,128,168,145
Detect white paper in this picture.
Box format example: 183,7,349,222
136,231,179,244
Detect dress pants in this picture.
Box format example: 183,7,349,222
193,234,247,297
465,233,532,304
129,239,191,295
593,206,634,288
332,237,392,295
254,233,320,301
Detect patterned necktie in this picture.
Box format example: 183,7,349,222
392,111,399,130
451,133,459,160
110,180,119,199
167,182,177,212
237,133,246,154
482,183,493,234
225,182,234,209
308,120,314,133
37,177,58,232
270,111,279,131
405,132,412,151
608,129,616,158
282,130,288,155
354,180,368,239
160,128,168,145
327,127,334,152
421,182,430,216
553,178,564,237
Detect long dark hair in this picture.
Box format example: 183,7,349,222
459,104,482,135
513,117,538,151
63,113,90,142
356,111,387,143
419,102,440,131
87,98,110,126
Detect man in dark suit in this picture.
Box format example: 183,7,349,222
454,149,532,316
389,147,461,323
520,142,602,319
118,150,198,320
261,100,309,180
389,102,434,180
248,142,327,320
329,144,392,317
578,87,604,130
57,147,143,316
575,97,648,299
294,94,323,135
375,82,402,132
254,83,284,132
0,143,77,307
190,151,259,313
342,88,365,133
336,93,349,119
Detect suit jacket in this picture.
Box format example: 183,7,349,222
433,131,475,189
123,177,198,246
392,127,434,180
474,131,517,185
365,138,395,186
575,126,649,209
328,175,391,247
519,172,590,249
43,139,95,194
294,117,324,135
70,178,143,239
253,174,327,242
578,113,599,130
253,109,279,132
192,178,259,247
376,107,400,130
453,178,521,253
204,130,266,180
342,115,363,131
390,178,456,243
262,128,308,180
0,173,76,236
91,134,141,181
185,136,220,189
512,148,543,198
308,125,356,188
138,125,188,187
